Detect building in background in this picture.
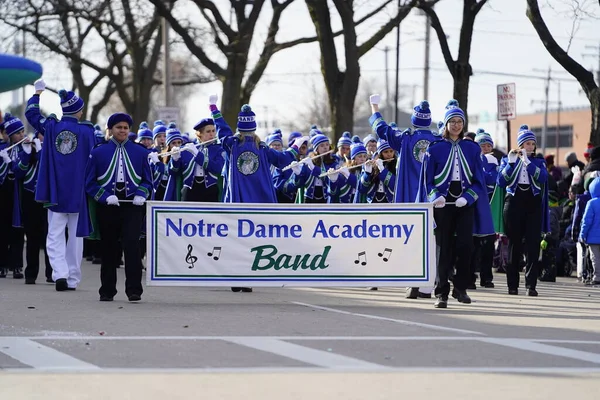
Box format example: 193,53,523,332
509,107,591,166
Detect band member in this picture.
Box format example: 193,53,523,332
152,120,167,152
336,131,352,161
369,97,440,299
13,130,53,284
26,79,96,291
328,136,368,203
497,125,549,296
418,100,490,308
363,134,377,156
85,113,152,302
358,139,397,204
0,113,26,279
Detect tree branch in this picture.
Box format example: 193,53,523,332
191,0,236,39
417,0,455,76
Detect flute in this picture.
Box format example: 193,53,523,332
281,149,334,171
4,137,29,151
159,137,219,158
318,159,393,178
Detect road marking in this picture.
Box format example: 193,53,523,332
224,337,388,370
480,338,600,364
0,338,100,370
17,335,474,341
291,302,485,335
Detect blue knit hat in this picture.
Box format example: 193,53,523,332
288,131,302,147
58,89,84,115
3,113,24,136
237,104,257,132
443,99,465,126
181,132,190,144
193,118,214,131
153,120,167,140
137,121,153,140
363,134,377,146
309,128,322,138
337,131,352,147
128,132,137,141
94,124,104,139
517,124,536,147
376,139,392,155
437,121,444,135
310,133,330,149
411,100,432,128
266,131,283,146
475,128,494,147
106,112,133,130
350,135,367,159
165,122,183,146
390,122,398,131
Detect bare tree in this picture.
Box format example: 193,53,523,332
526,0,600,145
305,0,415,140
417,0,489,125
147,0,329,127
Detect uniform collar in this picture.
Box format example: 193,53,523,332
110,137,129,147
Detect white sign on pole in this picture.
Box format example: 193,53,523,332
146,202,436,287
497,83,516,121
156,106,180,124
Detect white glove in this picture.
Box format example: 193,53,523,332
369,94,381,105
328,168,339,182
339,166,350,179
291,161,302,175
106,195,120,206
375,159,385,171
133,195,146,206
520,149,530,165
293,135,310,149
363,162,372,173
571,165,581,175
432,196,446,208
148,152,160,164
171,147,181,161
508,151,518,163
484,153,498,166
0,149,10,164
455,197,468,208
208,94,218,105
305,157,315,171
184,142,199,156
33,138,42,152
34,79,46,92
22,142,32,154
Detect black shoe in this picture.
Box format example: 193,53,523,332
241,287,253,293
55,278,68,292
451,288,458,299
92,258,101,265
46,277,54,283
99,295,114,302
455,290,472,304
25,278,36,285
231,287,242,292
508,288,518,295
13,267,24,279
0,268,7,278
480,281,495,288
467,282,477,290
434,297,448,308
368,287,378,291
85,256,93,262
585,280,600,286
128,294,141,302
67,287,76,291
406,287,420,299
527,288,538,297
417,292,432,299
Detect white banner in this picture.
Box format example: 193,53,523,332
146,202,436,287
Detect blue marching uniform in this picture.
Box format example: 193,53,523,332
357,161,396,203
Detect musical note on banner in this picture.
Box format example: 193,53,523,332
377,248,393,262
185,244,198,269
207,246,222,261
354,251,367,266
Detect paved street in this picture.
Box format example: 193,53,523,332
1,259,600,399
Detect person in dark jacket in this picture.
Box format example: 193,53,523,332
545,155,563,184
579,177,600,285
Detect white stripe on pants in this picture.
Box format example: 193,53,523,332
576,242,585,278
588,244,599,282
47,211,83,288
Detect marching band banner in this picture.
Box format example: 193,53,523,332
146,202,435,287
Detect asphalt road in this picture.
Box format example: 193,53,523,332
1,259,600,399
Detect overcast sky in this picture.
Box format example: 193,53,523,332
2,0,599,137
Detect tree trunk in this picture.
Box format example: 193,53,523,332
331,83,359,138
221,52,249,129
453,62,472,126
591,88,600,146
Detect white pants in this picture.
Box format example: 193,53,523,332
47,211,83,288
576,242,585,278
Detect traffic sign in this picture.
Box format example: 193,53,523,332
156,106,180,124
497,83,516,121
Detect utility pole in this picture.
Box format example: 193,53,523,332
542,67,550,154
21,31,27,124
162,18,171,107
583,42,600,85
555,82,562,163
384,46,390,117
423,13,431,100
394,1,401,123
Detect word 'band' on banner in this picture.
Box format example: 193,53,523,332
146,202,435,287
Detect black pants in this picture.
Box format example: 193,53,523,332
470,234,495,285
96,202,144,298
434,202,474,297
21,190,52,281
276,191,294,204
0,178,24,270
503,189,542,290
181,180,219,202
